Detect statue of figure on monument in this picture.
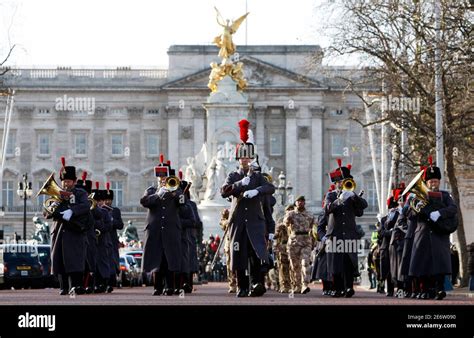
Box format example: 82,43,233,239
31,216,50,244
208,7,249,92
213,7,249,62
184,157,202,202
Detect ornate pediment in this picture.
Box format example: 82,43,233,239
2,167,19,177
104,168,128,177
32,168,53,177
161,56,322,90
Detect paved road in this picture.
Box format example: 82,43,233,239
0,283,471,305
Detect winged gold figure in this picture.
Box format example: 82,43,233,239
213,7,249,61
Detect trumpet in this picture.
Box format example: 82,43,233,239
341,178,356,192
165,175,180,191
36,173,67,216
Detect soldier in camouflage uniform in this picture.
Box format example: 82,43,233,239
219,208,237,293
274,204,294,293
285,196,315,294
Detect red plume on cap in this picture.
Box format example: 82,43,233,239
95,182,100,189
428,155,433,167
166,160,171,166
178,170,183,180
106,182,110,191
160,154,164,164
394,189,401,202
238,119,250,143
336,158,342,168
329,184,335,191
347,164,352,170
59,157,66,177
81,171,87,181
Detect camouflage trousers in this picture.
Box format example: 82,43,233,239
266,268,279,290
277,251,291,292
224,237,237,291
288,237,312,292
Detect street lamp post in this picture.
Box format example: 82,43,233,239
277,171,293,206
17,173,33,241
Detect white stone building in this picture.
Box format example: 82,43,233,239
0,45,471,245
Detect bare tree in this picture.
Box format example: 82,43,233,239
316,0,473,286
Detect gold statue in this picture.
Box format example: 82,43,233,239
208,7,249,92
213,7,249,62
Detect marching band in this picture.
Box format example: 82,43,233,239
38,120,458,300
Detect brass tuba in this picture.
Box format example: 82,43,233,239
165,175,181,191
88,193,97,210
36,173,67,215
401,170,429,213
342,178,356,192
262,173,273,184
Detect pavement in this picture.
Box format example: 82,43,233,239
0,282,472,306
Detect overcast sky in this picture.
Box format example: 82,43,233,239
0,0,346,68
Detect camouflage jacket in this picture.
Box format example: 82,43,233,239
284,208,315,235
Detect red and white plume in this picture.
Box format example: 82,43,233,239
247,129,255,144
60,156,66,176
238,119,250,143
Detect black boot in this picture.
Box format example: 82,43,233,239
236,270,249,298
153,271,164,295
69,272,86,295
345,288,355,298
58,274,69,295
85,274,95,294
435,291,446,300
249,283,265,297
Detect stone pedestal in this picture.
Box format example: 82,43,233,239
197,199,230,238
198,76,250,236
203,76,251,157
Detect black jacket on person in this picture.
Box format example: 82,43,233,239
409,191,458,277
141,187,187,273
49,187,90,275
312,211,329,281
110,207,124,273
380,209,399,279
325,190,368,276
221,169,275,271
389,207,406,282
179,198,197,274
93,207,112,279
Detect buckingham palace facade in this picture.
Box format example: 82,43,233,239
0,45,472,243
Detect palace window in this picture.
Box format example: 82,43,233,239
269,133,283,156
